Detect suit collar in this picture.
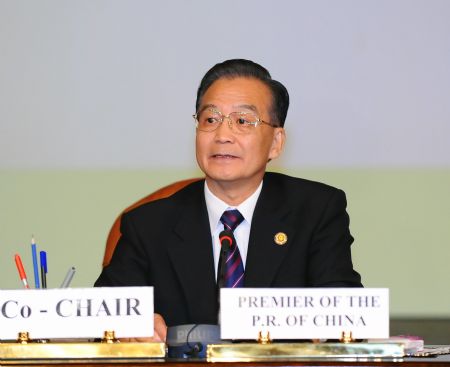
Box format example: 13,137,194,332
245,173,297,286
166,181,218,322
164,174,299,320
204,180,263,235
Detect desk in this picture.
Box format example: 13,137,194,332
2,343,449,366
4,356,450,367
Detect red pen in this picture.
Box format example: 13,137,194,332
14,254,30,289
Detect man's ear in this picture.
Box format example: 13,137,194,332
268,127,286,161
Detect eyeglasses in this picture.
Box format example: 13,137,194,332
193,108,279,134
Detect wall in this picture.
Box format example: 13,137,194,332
1,168,449,316
1,0,449,317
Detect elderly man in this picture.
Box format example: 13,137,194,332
95,59,362,341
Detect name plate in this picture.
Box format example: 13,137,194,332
0,287,153,340
220,288,388,340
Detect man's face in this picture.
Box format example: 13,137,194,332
195,77,285,192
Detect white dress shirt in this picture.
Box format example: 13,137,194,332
204,181,263,280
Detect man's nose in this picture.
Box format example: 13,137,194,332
214,116,235,139
217,116,234,131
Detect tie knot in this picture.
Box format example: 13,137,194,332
220,209,244,232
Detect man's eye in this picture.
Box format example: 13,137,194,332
206,117,218,124
236,117,249,125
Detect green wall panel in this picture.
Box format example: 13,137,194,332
1,168,449,317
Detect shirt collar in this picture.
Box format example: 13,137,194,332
204,181,263,233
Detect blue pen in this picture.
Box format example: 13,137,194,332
40,251,47,289
31,236,40,288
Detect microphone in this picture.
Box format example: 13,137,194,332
166,324,221,359
217,230,233,289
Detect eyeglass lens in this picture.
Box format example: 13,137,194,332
196,109,259,132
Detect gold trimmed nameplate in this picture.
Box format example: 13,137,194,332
207,342,405,362
0,340,165,364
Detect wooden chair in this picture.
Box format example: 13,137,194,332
102,178,202,267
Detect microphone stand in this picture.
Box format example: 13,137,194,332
217,230,233,324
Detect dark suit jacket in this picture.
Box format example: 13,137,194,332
95,172,362,326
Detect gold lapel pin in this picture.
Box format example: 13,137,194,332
274,232,288,245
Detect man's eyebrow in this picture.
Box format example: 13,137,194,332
197,103,259,113
234,104,259,113
198,104,217,113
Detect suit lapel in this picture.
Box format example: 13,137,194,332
164,175,300,319
245,174,296,287
166,183,218,322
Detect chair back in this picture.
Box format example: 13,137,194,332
103,178,201,267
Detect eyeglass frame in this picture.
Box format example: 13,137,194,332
192,107,280,133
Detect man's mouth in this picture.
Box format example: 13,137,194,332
212,154,237,159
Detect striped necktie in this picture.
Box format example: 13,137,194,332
220,209,245,288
